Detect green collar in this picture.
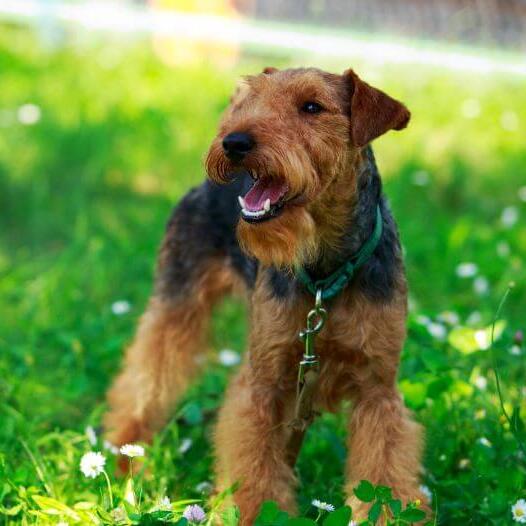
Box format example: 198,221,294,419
296,205,383,301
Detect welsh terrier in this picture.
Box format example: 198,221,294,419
104,67,426,523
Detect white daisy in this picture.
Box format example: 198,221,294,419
80,451,106,478
85,425,97,446
512,499,526,523
111,300,131,315
312,499,335,512
456,262,478,278
218,349,240,367
119,444,145,458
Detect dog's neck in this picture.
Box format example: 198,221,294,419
304,146,382,280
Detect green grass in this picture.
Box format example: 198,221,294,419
0,23,525,525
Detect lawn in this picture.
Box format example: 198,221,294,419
0,23,525,525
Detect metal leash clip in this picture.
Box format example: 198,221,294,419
292,288,327,429
297,288,327,386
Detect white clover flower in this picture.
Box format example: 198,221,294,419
85,425,97,446
474,330,491,350
111,300,131,315
474,375,488,390
312,499,335,512
473,276,489,295
17,103,41,125
426,322,447,341
419,484,432,504
412,170,429,186
218,349,240,367
111,507,127,522
178,438,193,454
510,345,522,356
416,314,431,326
456,262,478,278
512,499,526,523
103,440,119,454
519,187,526,203
437,311,459,326
501,111,519,132
119,444,145,458
183,504,206,523
497,241,511,258
80,451,106,478
461,98,480,119
195,481,213,494
458,458,470,469
467,311,482,326
501,206,519,228
475,409,486,420
478,437,492,447
151,496,172,512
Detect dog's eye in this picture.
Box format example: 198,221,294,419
301,101,324,114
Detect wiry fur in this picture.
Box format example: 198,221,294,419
104,67,427,524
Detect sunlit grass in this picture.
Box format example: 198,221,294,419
0,23,525,524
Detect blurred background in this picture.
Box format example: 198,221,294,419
0,1,525,524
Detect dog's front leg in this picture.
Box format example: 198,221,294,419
213,363,297,525
345,383,427,522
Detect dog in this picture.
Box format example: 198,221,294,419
104,66,426,524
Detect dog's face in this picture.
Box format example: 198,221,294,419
206,67,409,268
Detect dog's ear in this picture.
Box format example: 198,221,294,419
344,69,410,147
262,66,279,75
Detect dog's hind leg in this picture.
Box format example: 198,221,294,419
104,185,248,446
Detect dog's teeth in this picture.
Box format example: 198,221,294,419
238,196,245,208
264,198,271,212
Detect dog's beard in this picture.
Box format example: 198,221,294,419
236,206,318,268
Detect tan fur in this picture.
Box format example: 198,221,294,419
105,67,427,524
104,260,238,446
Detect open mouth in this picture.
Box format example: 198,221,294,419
238,177,289,223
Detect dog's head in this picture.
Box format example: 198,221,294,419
206,67,409,268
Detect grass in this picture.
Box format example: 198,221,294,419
0,23,525,525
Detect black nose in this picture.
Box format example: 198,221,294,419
222,132,255,161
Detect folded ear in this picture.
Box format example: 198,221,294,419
344,69,410,147
262,66,279,74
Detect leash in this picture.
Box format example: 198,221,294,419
286,205,383,467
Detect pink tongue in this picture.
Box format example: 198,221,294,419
243,179,288,212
